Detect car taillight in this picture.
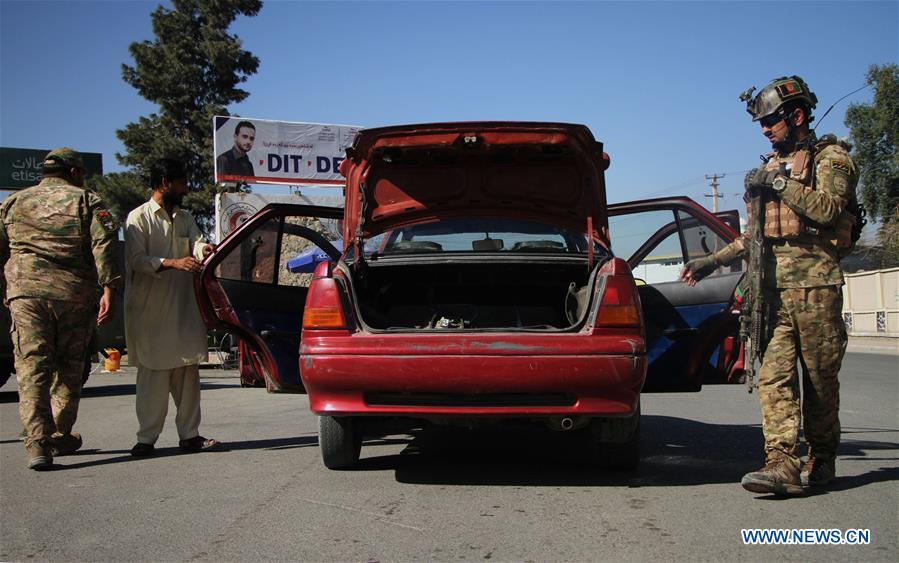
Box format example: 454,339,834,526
595,260,642,328
303,262,348,330
304,307,346,329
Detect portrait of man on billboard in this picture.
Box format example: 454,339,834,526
216,120,256,178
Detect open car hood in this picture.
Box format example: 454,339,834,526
341,122,610,242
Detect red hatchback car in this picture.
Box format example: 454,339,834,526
197,122,746,470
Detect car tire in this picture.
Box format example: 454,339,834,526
597,420,640,471
590,403,641,471
318,415,362,470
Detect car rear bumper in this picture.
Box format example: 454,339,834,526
301,352,646,417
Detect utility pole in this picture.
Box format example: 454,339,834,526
705,173,725,213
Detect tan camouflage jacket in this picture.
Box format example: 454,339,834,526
0,177,122,302
713,134,859,288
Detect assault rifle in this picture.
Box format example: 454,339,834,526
741,158,770,393
742,131,823,392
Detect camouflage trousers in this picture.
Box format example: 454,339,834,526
758,286,846,465
9,297,95,449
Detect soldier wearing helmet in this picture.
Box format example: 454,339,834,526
745,76,819,153
0,147,121,470
680,76,860,495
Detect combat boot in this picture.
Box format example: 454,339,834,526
801,454,835,487
741,456,804,496
25,442,53,471
50,432,83,456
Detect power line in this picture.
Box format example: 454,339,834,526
642,168,754,199
643,176,708,198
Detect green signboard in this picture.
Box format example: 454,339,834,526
0,147,103,190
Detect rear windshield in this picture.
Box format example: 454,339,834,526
359,218,604,258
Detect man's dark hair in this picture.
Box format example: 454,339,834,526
150,159,187,190
781,100,814,124
234,120,255,135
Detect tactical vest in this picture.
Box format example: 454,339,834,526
750,136,856,252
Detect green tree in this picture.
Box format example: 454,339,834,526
844,64,899,266
90,172,149,222
96,0,261,232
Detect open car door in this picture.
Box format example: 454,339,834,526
608,197,745,392
195,203,343,393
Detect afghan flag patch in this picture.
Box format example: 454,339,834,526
776,80,803,99
96,210,118,232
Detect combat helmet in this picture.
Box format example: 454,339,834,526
42,147,84,171
740,76,818,123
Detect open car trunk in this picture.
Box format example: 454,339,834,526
344,259,597,331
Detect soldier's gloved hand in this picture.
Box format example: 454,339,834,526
747,167,776,193
746,164,786,194
743,168,758,192
680,255,718,286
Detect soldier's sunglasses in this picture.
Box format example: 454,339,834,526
759,114,784,128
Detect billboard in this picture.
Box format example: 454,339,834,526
213,117,362,186
215,191,343,243
1,147,103,190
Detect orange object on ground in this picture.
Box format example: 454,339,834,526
104,349,121,372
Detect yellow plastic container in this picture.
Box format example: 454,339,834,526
104,349,121,372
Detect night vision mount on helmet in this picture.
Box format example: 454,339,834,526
740,76,818,123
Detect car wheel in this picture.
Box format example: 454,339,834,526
597,420,640,470
590,403,641,471
318,415,362,470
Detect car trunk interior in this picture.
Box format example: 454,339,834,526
345,260,595,331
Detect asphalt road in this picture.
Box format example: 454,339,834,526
1,352,896,562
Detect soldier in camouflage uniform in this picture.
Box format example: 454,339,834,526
0,148,121,470
681,77,859,495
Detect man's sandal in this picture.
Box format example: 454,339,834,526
179,436,221,453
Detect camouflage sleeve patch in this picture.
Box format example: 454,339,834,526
95,209,119,233
815,150,854,200
831,160,849,173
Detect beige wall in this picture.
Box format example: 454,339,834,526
842,267,899,337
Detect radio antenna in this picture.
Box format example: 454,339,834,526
813,84,870,132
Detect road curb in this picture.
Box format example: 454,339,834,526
846,336,899,356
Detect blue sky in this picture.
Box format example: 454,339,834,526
1,0,896,212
